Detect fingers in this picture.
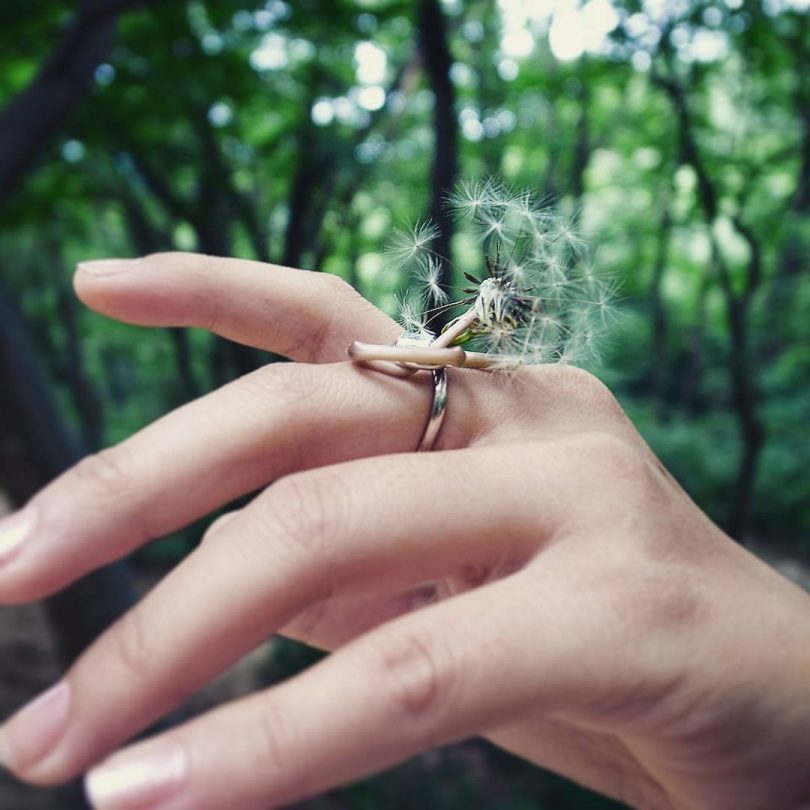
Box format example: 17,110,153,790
0,444,566,783
81,573,592,810
74,253,400,361
279,581,451,651
0,362,472,602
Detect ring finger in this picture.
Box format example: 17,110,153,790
0,361,480,602
0,442,571,783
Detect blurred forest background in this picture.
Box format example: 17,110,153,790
0,0,808,807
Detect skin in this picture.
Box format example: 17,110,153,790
0,252,809,810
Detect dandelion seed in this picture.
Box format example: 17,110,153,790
387,220,440,268
510,188,535,220
448,178,490,221
591,279,622,323
392,178,615,369
505,260,527,283
479,211,506,241
414,255,450,305
397,288,429,335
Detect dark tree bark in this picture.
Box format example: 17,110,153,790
119,182,203,402
759,19,810,357
655,73,719,220
0,275,139,810
0,277,137,664
55,274,106,449
571,82,591,201
310,57,420,272
417,0,459,325
723,220,766,538
125,117,267,383
655,69,765,541
0,0,155,208
648,203,672,414
787,15,810,215
678,275,710,415
194,113,238,259
0,1,149,683
283,121,322,269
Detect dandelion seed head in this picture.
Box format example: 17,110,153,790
473,276,526,331
486,322,520,355
394,178,615,368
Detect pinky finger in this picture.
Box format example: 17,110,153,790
83,571,586,810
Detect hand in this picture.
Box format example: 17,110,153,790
0,254,808,810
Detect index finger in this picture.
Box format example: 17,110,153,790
74,252,400,362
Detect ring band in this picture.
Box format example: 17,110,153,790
417,367,448,452
349,331,449,452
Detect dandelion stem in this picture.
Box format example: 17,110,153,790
430,307,479,349
349,341,466,368
461,350,518,369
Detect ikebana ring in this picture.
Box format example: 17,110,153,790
349,332,454,451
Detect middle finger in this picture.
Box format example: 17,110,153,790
0,362,480,602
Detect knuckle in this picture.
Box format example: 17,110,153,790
298,272,387,362
317,271,356,299
609,553,706,637
562,365,622,413
559,432,672,533
536,364,625,421
589,431,644,473
371,630,449,722
580,432,653,494
321,272,388,325
202,287,224,333
236,362,322,410
637,565,705,629
284,273,359,362
286,316,333,365
108,607,154,681
253,699,294,778
265,469,348,561
71,447,132,501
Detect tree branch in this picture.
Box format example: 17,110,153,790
0,0,157,207
417,0,459,319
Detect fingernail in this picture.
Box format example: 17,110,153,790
0,680,70,771
0,508,36,565
85,742,188,810
77,258,138,276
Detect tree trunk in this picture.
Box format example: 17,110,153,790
417,0,459,325
119,181,204,403
0,0,153,207
657,69,765,541
724,291,764,540
648,204,672,415
0,276,138,664
571,83,591,201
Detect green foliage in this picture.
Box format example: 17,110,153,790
1,0,809,806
